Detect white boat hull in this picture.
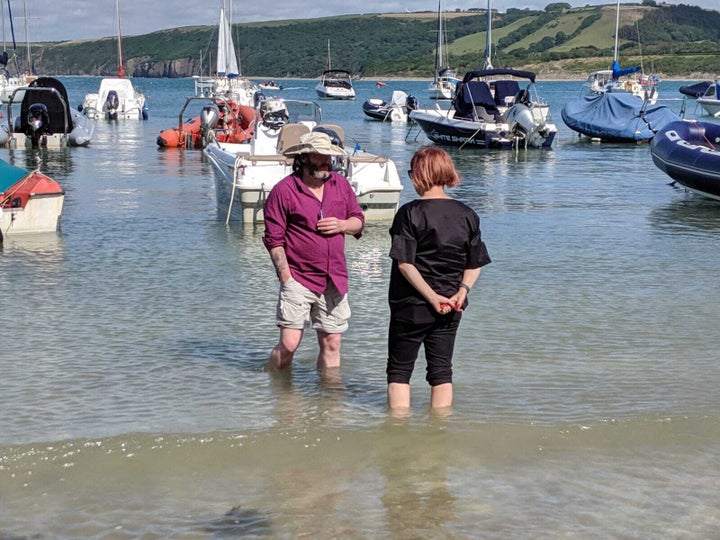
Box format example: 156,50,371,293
697,98,720,117
205,143,401,224
1,191,64,235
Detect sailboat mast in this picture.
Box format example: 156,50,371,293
6,0,19,75
116,0,125,77
434,0,442,79
326,39,331,71
483,0,493,69
613,0,620,63
22,0,29,73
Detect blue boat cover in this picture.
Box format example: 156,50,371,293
611,60,641,80
561,92,680,142
0,159,30,193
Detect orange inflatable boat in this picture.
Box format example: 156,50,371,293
157,100,256,149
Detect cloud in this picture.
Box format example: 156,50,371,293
8,0,719,43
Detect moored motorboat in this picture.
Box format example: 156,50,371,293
80,0,148,121
561,92,680,143
315,69,355,100
650,119,720,201
409,68,557,149
258,81,282,92
204,97,402,224
1,158,64,237
156,96,255,149
0,77,95,148
362,91,417,122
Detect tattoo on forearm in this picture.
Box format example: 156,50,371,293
271,248,288,276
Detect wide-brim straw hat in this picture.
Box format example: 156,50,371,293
282,132,345,156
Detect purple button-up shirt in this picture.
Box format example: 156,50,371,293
263,171,365,295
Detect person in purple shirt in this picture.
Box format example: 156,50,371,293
263,131,365,373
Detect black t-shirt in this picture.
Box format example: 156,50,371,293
388,198,491,323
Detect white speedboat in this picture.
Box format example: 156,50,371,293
697,80,720,117
81,77,147,121
1,158,64,237
315,69,355,100
80,0,148,120
0,77,95,148
204,98,401,224
410,68,557,149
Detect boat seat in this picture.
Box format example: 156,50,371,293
453,81,501,121
313,124,345,147
276,123,311,154
493,80,521,106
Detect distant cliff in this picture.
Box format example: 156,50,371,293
19,5,720,79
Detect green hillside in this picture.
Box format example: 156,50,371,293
20,3,720,79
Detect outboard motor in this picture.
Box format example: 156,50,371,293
25,103,50,147
405,94,418,112
506,103,546,148
261,99,289,130
105,90,120,119
200,104,220,146
200,105,220,131
312,126,344,149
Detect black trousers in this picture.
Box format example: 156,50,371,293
386,316,461,386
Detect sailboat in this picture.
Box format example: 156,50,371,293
81,0,147,120
580,0,657,103
194,1,256,106
315,40,355,100
426,0,459,100
560,0,677,142
0,0,37,104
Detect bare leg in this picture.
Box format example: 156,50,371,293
269,327,303,370
387,382,411,409
316,331,341,370
430,383,453,409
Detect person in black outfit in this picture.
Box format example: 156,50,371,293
387,146,491,411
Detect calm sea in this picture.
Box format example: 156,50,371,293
1,76,719,538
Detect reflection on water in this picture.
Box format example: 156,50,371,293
2,78,720,538
649,192,720,234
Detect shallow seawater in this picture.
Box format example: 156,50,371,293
1,77,720,538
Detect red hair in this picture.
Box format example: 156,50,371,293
409,146,460,192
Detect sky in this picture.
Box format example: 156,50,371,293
3,0,718,43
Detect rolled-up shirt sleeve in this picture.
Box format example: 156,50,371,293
262,186,286,251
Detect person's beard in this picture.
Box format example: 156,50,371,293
307,162,331,180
